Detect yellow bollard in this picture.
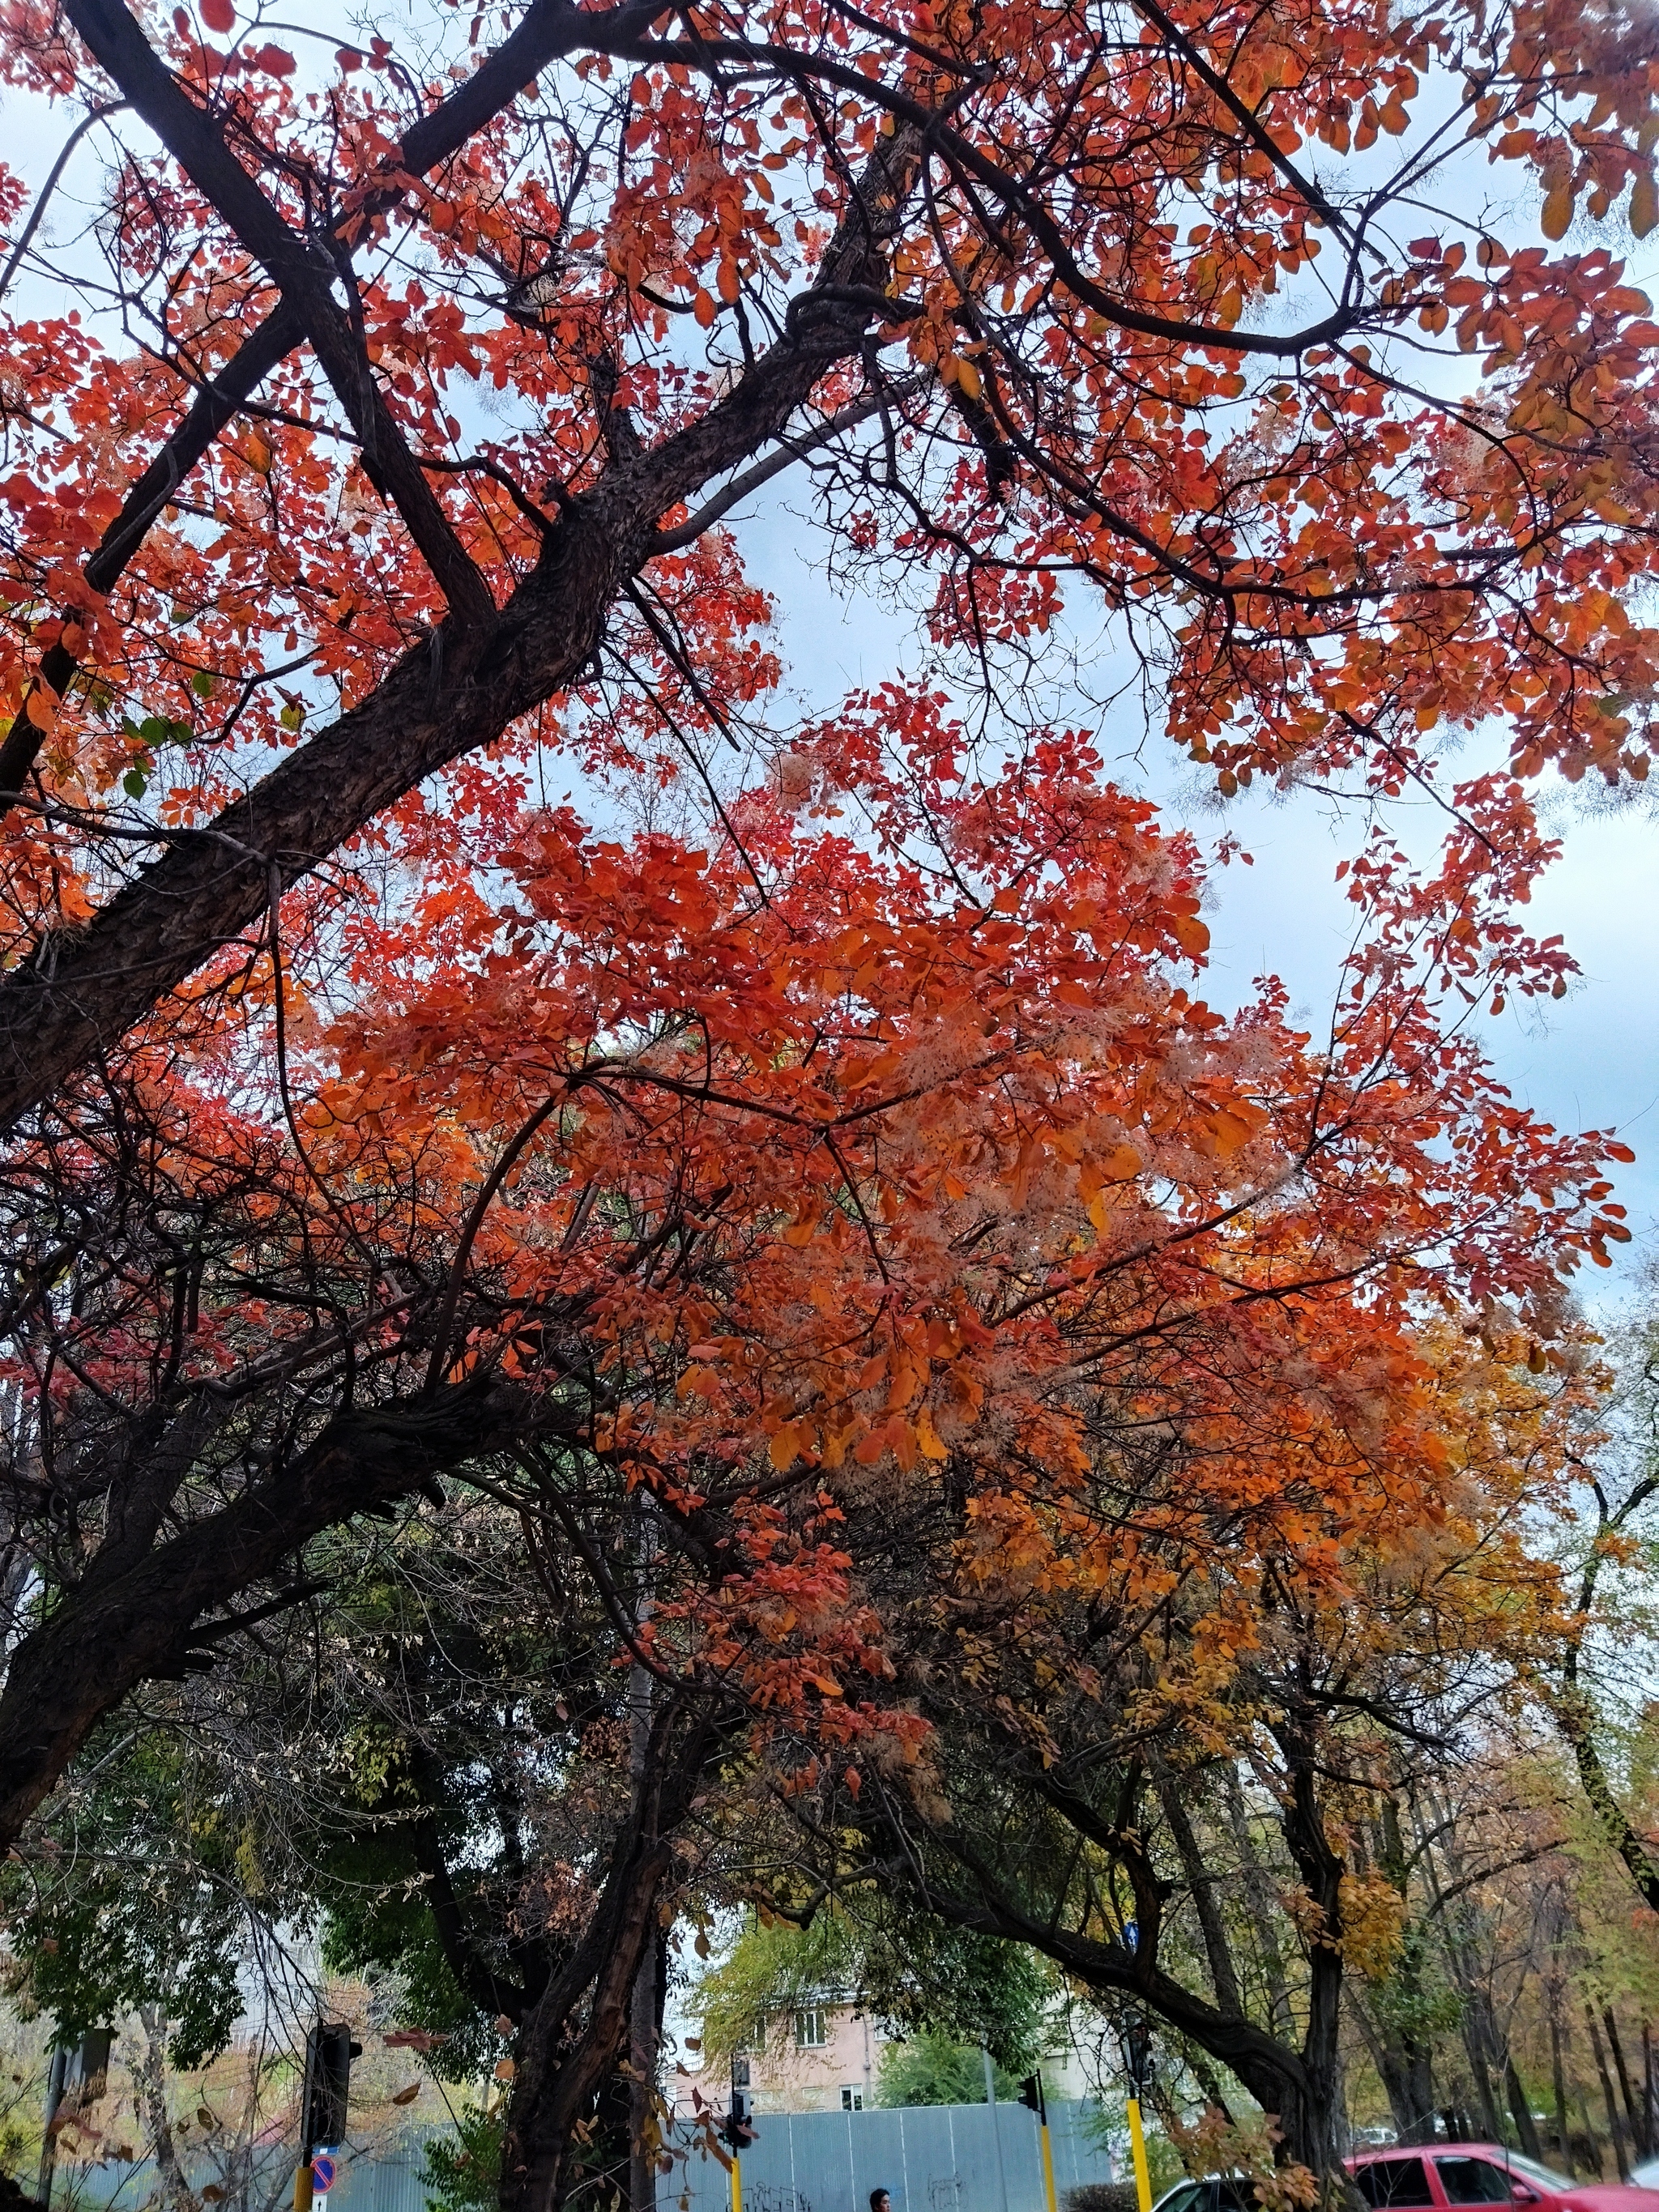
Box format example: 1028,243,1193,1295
1038,2114,1060,2212
1127,2097,1152,2212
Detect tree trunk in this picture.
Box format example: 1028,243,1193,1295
1603,2010,1648,2159
1224,1765,1294,2040
1159,1777,1243,2020
1588,2010,1629,2180
136,2010,194,2212
1274,1727,1350,2184
500,1698,716,2212
1461,2008,1504,2145
1547,1979,1575,2176
1506,2059,1544,2162
628,1650,659,2212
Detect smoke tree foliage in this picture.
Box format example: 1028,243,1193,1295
2,0,1659,2199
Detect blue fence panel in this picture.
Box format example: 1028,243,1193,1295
669,2099,1115,2212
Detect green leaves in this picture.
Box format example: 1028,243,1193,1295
122,713,194,748
118,709,198,798
0,1734,249,2069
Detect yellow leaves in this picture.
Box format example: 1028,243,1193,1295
915,1404,949,1461
1337,1870,1408,1981
245,428,274,475
1541,183,1574,241
1083,1143,1144,1217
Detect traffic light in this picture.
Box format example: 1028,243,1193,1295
1122,2016,1153,2095
719,2087,757,2151
1018,2074,1047,2123
301,2024,361,2156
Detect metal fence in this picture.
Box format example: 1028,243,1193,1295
667,2099,1116,2212
42,2099,1114,2212
45,2137,435,2212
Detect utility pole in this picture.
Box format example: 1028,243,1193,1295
983,2048,1010,2212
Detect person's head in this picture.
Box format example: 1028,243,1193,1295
870,2191,890,2212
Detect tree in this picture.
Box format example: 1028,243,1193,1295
1546,1306,1659,1924
724,1310,1606,2183
693,1908,1051,2074
1,0,1657,1127
876,2035,1021,2108
0,683,1631,2209
6,0,1657,2158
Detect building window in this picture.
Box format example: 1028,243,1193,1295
841,2088,864,2112
794,2009,827,2048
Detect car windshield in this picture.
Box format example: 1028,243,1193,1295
1495,2156,1574,2193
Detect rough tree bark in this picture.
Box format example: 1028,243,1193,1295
500,1696,717,2212
0,0,930,1132
0,1376,569,1856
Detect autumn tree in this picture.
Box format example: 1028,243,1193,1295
0,703,1631,2209
2,0,1659,1114
3,0,1659,2197
718,1310,1608,2181
0,0,1649,1854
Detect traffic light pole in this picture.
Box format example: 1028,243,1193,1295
1018,2073,1060,2212
296,2021,360,2212
1125,2097,1152,2212
1118,2016,1154,2212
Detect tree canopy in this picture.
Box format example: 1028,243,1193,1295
4,0,1659,2201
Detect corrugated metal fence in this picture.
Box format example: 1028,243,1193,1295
44,2100,1113,2212
668,2100,1115,2212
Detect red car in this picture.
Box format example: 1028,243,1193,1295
1348,2145,1659,2212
